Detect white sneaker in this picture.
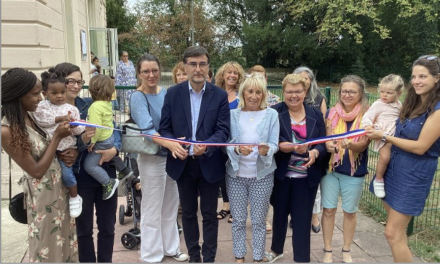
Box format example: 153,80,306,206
373,179,386,198
69,195,83,218
172,251,189,262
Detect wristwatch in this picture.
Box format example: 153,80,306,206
381,132,388,143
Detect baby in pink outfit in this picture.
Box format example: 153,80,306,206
34,68,84,218
362,74,404,198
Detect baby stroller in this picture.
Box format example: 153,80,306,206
119,154,142,249
118,155,183,250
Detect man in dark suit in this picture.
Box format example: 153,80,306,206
159,46,230,263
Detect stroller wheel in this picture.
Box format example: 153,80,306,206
119,205,125,225
121,232,137,249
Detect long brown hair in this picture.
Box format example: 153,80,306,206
400,57,440,121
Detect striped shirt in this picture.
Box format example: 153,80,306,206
286,117,308,178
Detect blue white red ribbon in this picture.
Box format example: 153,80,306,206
70,120,366,147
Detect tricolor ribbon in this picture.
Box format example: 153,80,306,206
70,120,366,147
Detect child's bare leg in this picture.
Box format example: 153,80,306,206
376,143,391,180
68,185,78,198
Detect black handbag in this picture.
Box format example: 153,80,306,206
8,157,27,224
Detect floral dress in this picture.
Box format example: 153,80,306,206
2,116,78,263
116,59,137,112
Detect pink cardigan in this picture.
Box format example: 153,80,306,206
362,99,402,151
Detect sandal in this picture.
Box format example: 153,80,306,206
342,248,352,263
228,214,233,223
235,257,245,263
262,252,284,263
217,210,230,220
322,249,333,263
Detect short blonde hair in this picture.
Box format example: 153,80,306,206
238,73,267,109
171,62,186,84
378,74,404,93
214,61,245,91
282,74,307,91
89,75,114,101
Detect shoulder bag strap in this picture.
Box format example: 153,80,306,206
127,91,155,131
9,156,12,202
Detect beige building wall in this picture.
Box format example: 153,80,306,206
1,0,107,84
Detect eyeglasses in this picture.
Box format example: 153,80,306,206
185,62,209,70
66,78,85,87
140,69,160,76
341,90,358,96
283,90,304,95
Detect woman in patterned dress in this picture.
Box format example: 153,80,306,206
1,68,77,262
116,51,137,112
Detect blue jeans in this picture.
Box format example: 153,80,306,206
59,158,77,188
84,136,114,185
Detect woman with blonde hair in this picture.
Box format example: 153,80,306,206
226,73,279,263
214,61,245,223
322,75,370,263
292,66,328,234
264,74,326,263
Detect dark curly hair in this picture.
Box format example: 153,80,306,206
1,68,38,155
41,67,67,91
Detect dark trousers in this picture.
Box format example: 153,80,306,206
177,158,220,263
219,153,229,203
76,157,118,263
219,178,229,203
270,177,318,263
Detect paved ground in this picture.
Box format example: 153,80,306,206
1,196,424,263
1,150,423,263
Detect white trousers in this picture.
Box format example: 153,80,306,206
138,154,180,263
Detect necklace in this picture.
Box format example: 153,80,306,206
245,110,258,121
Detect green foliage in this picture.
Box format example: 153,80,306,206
284,0,440,45
106,0,136,34
128,0,236,67
408,229,440,263
106,0,142,58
